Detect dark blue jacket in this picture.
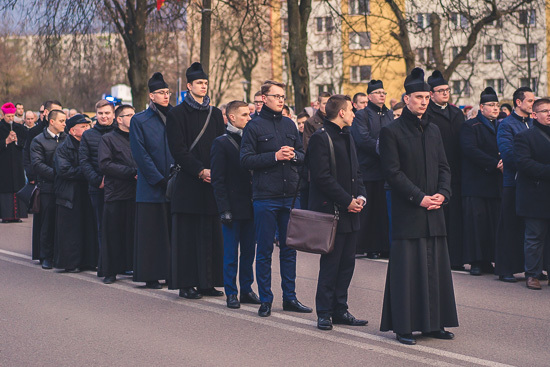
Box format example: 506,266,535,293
460,111,502,198
129,104,174,203
497,111,533,187
211,131,253,220
240,105,305,200
515,122,550,219
79,123,115,192
350,101,393,181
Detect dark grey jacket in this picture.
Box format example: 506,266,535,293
30,129,66,193
79,123,115,192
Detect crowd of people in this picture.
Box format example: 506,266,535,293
1,61,549,346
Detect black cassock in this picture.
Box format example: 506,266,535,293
379,107,458,334
53,136,97,270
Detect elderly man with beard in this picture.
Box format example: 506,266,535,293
379,68,458,345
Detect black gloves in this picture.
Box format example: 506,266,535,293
220,211,233,226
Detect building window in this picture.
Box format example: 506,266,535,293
417,47,434,64
314,51,333,68
450,13,468,29
519,9,536,26
486,79,504,95
349,32,370,50
315,17,334,33
487,18,503,28
318,84,335,95
451,80,470,96
485,44,502,62
417,13,431,29
520,77,538,93
282,18,289,34
349,0,369,15
350,65,372,83
451,46,460,59
519,44,537,60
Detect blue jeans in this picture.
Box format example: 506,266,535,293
222,219,256,296
254,198,297,303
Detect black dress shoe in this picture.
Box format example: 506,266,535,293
258,302,272,317
396,333,416,345
282,299,313,313
240,291,261,304
198,288,224,297
499,274,517,283
226,294,240,309
145,281,162,289
537,273,548,281
317,316,333,330
422,329,454,340
469,264,482,276
451,265,466,271
66,268,81,273
103,275,116,284
332,311,368,326
179,287,202,299
41,259,53,269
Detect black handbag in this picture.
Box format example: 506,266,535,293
16,183,40,213
286,129,339,255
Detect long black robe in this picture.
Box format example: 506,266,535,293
102,200,134,276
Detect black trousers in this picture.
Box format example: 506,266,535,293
102,199,135,277
316,231,358,317
495,187,525,276
39,193,56,261
356,180,389,254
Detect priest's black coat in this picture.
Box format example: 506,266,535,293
0,120,27,193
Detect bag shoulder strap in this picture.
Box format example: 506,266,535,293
189,106,213,151
224,134,240,151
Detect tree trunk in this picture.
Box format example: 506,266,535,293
287,0,311,112
200,0,212,74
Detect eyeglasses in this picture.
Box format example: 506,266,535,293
153,91,172,96
119,113,135,118
254,101,264,105
535,109,550,114
265,94,286,100
434,88,451,94
482,103,500,108
370,91,387,96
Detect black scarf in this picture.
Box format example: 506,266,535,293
184,92,211,111
154,103,170,117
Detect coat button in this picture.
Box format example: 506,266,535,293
409,196,414,201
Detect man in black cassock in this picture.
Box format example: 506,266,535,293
98,105,137,284
53,115,97,272
426,71,465,271
379,68,458,345
0,103,28,223
166,62,226,299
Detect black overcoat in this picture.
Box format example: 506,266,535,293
54,135,88,209
165,101,225,214
30,129,66,193
210,131,253,220
379,107,451,240
79,123,115,192
23,118,45,182
308,120,366,233
0,120,27,193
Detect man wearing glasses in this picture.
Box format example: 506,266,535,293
426,70,466,272
240,80,312,317
251,91,263,119
460,87,503,276
350,80,392,259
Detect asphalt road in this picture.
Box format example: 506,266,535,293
1,216,549,366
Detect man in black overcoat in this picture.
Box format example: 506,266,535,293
53,115,97,272
211,100,261,309
166,62,226,299
379,68,458,345
426,70,465,270
460,87,502,276
514,98,550,290
30,110,67,269
308,95,368,331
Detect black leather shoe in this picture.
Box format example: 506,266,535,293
396,333,416,345
41,258,53,269
258,302,272,317
66,268,81,273
240,291,261,304
469,264,482,276
145,281,162,289
198,288,224,297
282,299,313,313
537,273,548,281
332,311,368,326
179,287,202,299
103,275,116,284
422,329,454,340
499,274,517,283
317,316,333,330
226,294,240,309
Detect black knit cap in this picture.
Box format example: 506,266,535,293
65,114,88,132
427,70,448,89
404,67,431,94
480,87,499,104
367,80,384,94
186,62,208,83
148,72,169,92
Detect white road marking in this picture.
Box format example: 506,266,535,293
0,249,515,367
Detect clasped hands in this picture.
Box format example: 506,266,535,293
5,131,17,145
420,193,445,211
275,146,295,161
199,169,211,183
347,197,365,213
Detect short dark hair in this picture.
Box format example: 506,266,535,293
318,92,332,102
325,95,352,120
47,109,65,123
513,87,533,107
500,103,512,113
15,103,23,108
254,91,262,98
115,104,135,119
226,100,249,120
282,105,290,115
261,80,286,96
44,100,62,111
392,101,405,111
532,98,550,112
95,99,115,111
352,92,367,104
297,111,309,120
